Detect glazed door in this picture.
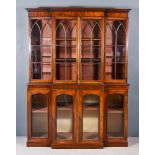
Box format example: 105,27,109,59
80,18,104,83
54,18,78,83
52,90,77,146
105,92,128,143
105,19,128,82
27,89,51,146
79,90,103,147
30,18,52,82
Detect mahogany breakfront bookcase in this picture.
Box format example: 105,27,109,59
27,8,130,148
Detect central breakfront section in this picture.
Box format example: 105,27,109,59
27,8,129,148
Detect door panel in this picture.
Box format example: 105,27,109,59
105,20,127,81
106,93,125,138
80,19,102,81
31,94,48,138
27,88,51,146
55,18,78,82
52,90,77,144
79,90,103,145
30,18,52,81
82,94,99,140
80,19,103,82
56,94,73,140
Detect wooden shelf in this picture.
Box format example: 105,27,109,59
32,62,51,64
105,62,126,65
42,55,51,57
108,108,123,114
57,132,72,140
42,62,51,64
42,72,51,74
56,38,76,41
32,107,47,113
107,132,123,138
105,45,126,47
56,45,76,47
32,133,48,138
82,38,101,40
82,45,101,48
83,132,98,140
31,45,51,47
32,62,41,64
42,37,51,39
57,132,99,140
81,58,101,62
57,107,72,111
105,55,125,57
83,106,99,111
56,58,76,62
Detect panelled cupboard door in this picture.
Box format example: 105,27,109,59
104,91,128,145
78,90,104,147
27,89,51,146
52,90,77,146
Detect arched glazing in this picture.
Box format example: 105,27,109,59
82,94,100,140
107,94,124,137
81,20,102,80
56,19,77,81
31,94,48,137
105,20,126,80
30,19,52,80
56,94,74,140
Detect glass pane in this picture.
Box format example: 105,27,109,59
106,20,126,46
56,94,73,140
107,94,124,137
105,46,125,63
32,94,48,137
82,94,99,140
81,20,102,80
42,63,51,80
105,20,126,80
81,41,101,58
116,21,126,45
81,62,101,80
105,62,125,80
42,20,51,46
115,63,125,79
56,42,76,59
42,46,51,57
31,46,41,62
32,63,41,79
116,46,126,62
56,19,77,81
41,19,52,80
31,20,41,45
56,62,76,80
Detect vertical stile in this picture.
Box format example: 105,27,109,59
77,17,81,83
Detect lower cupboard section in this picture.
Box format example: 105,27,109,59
27,87,128,148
